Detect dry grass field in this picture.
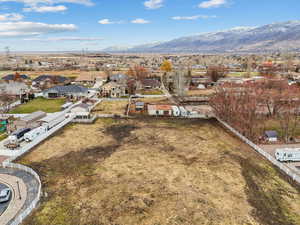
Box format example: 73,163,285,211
92,100,129,115
187,89,215,96
18,118,300,225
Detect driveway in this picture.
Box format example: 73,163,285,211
0,167,39,225
259,144,300,174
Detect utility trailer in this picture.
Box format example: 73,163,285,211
275,148,300,162
171,106,180,117
24,126,47,142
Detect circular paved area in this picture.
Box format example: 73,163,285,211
0,167,40,225
0,183,11,216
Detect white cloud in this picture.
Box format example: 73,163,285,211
144,0,163,9
24,36,103,41
23,5,67,12
98,19,123,25
172,15,217,20
131,18,150,24
0,13,24,21
198,0,226,8
0,21,77,37
0,0,94,6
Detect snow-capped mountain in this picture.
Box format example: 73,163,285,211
104,20,300,53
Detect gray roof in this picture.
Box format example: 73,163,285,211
21,111,46,122
33,75,69,83
265,130,278,138
43,85,88,95
3,74,29,81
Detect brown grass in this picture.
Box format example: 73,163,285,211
92,100,129,115
19,118,300,225
187,89,215,96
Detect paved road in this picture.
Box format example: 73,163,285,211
0,168,39,225
259,144,300,175
0,183,10,216
0,173,26,225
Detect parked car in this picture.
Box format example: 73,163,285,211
0,188,11,203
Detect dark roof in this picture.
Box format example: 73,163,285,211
43,85,88,94
141,79,160,87
33,75,69,83
265,130,278,138
2,74,29,80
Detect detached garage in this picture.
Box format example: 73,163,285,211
147,105,172,116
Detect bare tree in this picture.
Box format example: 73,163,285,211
206,66,227,82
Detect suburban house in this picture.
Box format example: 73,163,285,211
74,72,107,87
101,81,127,98
43,85,89,99
9,111,46,132
138,78,161,90
109,74,128,85
32,75,71,90
190,77,213,89
2,73,29,82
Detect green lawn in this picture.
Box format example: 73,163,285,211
139,89,164,95
10,97,66,114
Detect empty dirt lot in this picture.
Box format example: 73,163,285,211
18,118,300,225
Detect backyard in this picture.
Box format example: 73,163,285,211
18,118,300,225
9,97,65,114
92,100,129,115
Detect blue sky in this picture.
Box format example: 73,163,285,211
0,0,299,51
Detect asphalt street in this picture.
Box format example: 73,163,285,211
0,183,10,216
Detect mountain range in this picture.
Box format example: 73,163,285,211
103,20,300,53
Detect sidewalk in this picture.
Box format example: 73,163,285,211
0,174,27,225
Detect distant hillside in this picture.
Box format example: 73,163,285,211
104,20,300,53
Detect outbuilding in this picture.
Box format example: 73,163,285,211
147,105,172,116
43,85,89,99
12,111,46,131
265,130,278,142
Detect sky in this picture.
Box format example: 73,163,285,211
0,0,299,51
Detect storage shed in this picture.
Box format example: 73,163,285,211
147,105,172,116
265,130,278,142
12,111,46,131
